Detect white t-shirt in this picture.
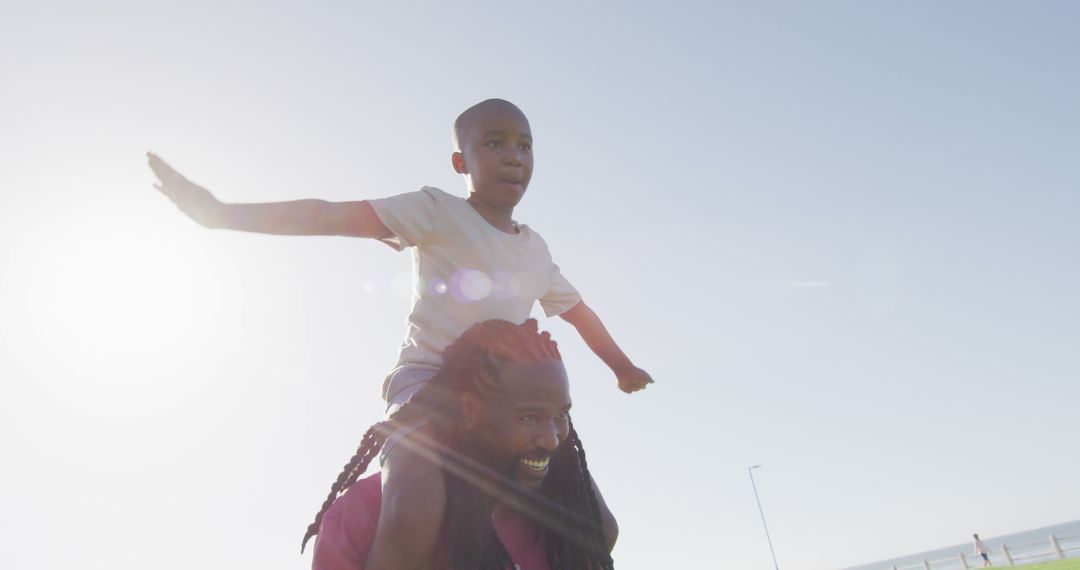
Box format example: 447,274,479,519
369,187,581,397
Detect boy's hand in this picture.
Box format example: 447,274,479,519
148,152,222,227
616,366,653,394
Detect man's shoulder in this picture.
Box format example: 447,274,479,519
311,473,383,569
333,472,383,518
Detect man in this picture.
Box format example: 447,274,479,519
304,319,618,570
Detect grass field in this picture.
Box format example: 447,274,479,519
1011,558,1080,570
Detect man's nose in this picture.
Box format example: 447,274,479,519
534,421,560,452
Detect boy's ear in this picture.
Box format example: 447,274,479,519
451,151,467,174
459,393,480,429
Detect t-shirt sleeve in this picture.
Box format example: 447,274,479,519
539,261,582,317
367,187,441,250
311,476,381,570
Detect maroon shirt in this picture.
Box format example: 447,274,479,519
312,473,551,570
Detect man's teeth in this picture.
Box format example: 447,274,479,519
520,457,550,471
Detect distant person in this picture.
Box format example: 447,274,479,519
148,98,651,569
974,533,993,567
303,319,617,569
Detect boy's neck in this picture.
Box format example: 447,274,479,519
466,195,519,234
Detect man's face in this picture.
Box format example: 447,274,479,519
453,102,534,211
469,361,571,490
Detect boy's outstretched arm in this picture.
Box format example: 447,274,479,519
147,153,394,238
559,301,653,394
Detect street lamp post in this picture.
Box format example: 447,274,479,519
748,465,780,570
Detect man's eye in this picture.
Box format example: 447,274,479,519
520,414,539,423
486,140,503,148
557,411,570,420
519,143,532,152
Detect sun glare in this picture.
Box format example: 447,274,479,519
4,201,240,418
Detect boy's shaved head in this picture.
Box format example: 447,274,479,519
453,99,529,151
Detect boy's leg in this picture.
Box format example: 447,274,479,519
367,424,446,570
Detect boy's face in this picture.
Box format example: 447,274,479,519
465,360,571,490
453,102,534,211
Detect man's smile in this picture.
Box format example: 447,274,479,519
519,456,550,474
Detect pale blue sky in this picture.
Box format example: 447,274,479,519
2,2,1078,569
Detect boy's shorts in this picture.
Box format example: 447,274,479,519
380,366,439,464
383,365,440,416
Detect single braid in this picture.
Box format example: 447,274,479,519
300,424,388,553
536,419,614,570
569,421,614,570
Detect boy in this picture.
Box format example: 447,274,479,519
149,98,650,569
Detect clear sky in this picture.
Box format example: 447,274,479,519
2,2,1078,569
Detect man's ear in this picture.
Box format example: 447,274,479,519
459,393,481,430
451,151,467,174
